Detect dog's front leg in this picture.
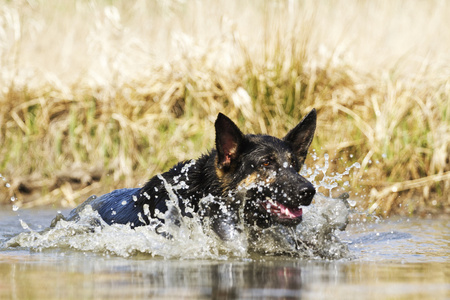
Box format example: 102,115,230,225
199,198,242,241
210,207,242,241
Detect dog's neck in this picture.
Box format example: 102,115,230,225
138,152,222,208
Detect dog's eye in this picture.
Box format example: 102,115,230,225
262,157,274,167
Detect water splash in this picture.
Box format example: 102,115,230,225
5,194,351,260
303,153,361,197
1,173,11,189
1,173,17,212
5,205,243,259
5,154,358,260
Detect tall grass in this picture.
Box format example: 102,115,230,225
0,0,449,216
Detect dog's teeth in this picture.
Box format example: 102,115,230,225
268,199,277,206
285,208,295,218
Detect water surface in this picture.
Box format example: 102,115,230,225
0,207,448,299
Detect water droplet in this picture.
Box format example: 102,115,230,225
12,205,19,211
19,219,29,229
10,196,16,202
5,183,11,188
143,204,150,216
121,201,127,205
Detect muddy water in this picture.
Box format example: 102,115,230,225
0,206,449,299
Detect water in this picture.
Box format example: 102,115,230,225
0,205,449,299
0,159,449,299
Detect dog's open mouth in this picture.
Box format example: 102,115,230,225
261,198,303,220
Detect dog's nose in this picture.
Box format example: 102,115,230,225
298,183,315,206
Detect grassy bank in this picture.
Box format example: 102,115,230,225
0,0,449,216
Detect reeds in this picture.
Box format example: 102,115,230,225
0,0,449,216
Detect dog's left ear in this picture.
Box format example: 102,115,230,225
215,113,245,170
283,109,317,165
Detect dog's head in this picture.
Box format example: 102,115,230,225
214,109,317,228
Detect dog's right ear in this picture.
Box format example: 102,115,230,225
215,113,244,170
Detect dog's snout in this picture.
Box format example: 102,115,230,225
298,183,315,206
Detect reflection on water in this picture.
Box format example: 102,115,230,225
0,251,448,299
0,209,449,299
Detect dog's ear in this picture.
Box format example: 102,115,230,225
283,109,317,165
215,113,244,170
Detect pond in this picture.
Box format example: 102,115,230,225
0,203,448,299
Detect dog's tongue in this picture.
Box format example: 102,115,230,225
262,200,303,219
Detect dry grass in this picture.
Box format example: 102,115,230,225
0,0,449,216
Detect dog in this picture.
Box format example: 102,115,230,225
55,109,317,241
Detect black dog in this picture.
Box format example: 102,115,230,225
58,109,317,240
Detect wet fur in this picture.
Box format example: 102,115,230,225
61,110,317,240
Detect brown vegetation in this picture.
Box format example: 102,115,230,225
0,0,449,216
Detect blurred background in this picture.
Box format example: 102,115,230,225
0,0,449,216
